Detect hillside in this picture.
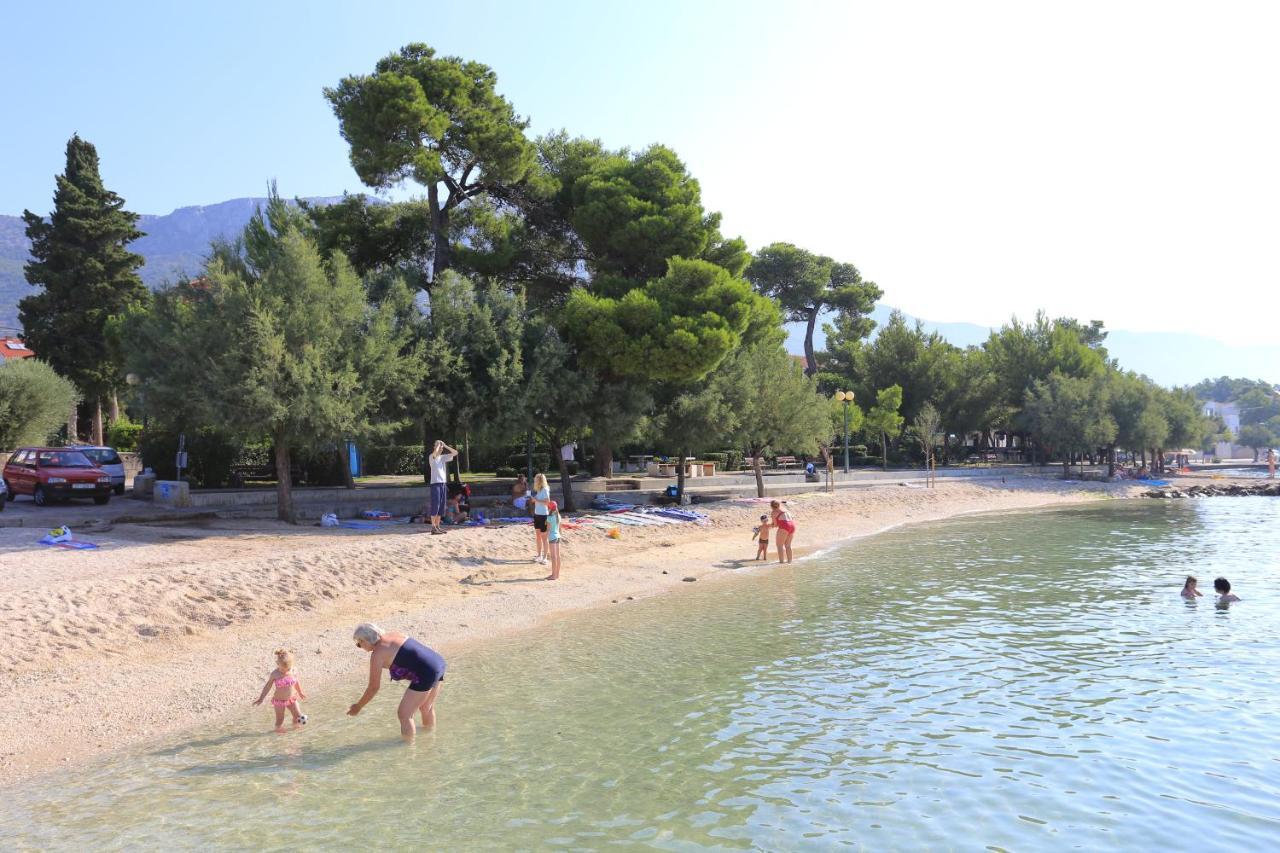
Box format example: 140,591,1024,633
0,196,347,332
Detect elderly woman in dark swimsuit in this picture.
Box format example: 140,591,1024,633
348,623,447,741
771,499,796,564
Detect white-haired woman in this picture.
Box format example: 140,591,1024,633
348,623,447,740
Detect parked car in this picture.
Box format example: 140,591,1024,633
3,448,113,506
0,476,6,511
76,445,127,495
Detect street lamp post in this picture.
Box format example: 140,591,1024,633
835,391,854,473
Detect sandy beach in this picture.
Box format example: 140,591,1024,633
0,477,1145,784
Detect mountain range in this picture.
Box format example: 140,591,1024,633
2,197,1276,387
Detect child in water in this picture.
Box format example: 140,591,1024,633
254,648,308,732
753,515,770,561
1181,576,1203,598
545,500,563,581
1214,577,1241,605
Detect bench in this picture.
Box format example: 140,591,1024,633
742,457,762,471
230,463,308,487
774,456,798,470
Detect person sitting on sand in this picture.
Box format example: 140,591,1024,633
512,473,529,501
545,500,563,581
1181,576,1203,599
771,500,796,564
253,648,308,733
349,623,446,741
753,514,770,561
1214,577,1241,605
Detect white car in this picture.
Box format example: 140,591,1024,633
77,446,127,495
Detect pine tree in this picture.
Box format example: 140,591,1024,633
20,135,147,443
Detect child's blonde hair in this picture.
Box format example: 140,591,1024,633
533,472,548,492
275,648,294,672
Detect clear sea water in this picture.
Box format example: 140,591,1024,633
3,498,1279,851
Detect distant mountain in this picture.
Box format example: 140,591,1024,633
4,196,1275,387
0,196,349,333
786,306,1279,389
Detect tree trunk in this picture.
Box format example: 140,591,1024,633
274,430,294,523
1107,446,1116,478
675,446,688,499
427,183,452,281
109,392,120,424
881,433,888,471
802,309,819,377
463,432,470,473
596,443,614,478
753,452,765,498
337,444,355,489
422,418,431,484
556,443,576,512
526,430,535,484
92,399,104,445
67,402,78,443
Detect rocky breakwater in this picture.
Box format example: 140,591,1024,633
1145,482,1280,499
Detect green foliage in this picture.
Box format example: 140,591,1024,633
564,257,767,383
506,451,551,473
121,191,421,519
494,466,519,478
1023,373,1116,471
105,415,143,452
325,43,542,277
19,135,148,409
363,445,425,476
712,343,832,495
1191,376,1275,403
746,242,880,373
0,359,81,450
570,145,748,290
865,385,905,469
138,427,241,488
306,195,434,286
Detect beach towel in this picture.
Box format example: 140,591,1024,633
46,541,100,550
340,520,382,530
361,509,392,520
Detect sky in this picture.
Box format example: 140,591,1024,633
3,0,1278,347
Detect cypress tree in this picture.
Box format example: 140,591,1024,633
20,134,147,443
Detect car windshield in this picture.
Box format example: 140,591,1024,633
37,451,94,468
82,449,122,465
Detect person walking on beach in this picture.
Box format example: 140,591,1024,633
428,440,458,535
545,500,563,580
771,500,796,564
531,472,552,563
253,649,308,733
349,623,446,741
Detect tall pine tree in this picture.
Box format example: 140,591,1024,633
20,135,147,443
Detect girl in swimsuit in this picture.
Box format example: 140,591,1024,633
770,500,796,564
253,649,308,732
349,623,447,741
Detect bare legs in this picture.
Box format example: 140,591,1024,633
274,705,286,733
534,527,548,562
546,540,561,580
776,529,794,563
396,683,442,742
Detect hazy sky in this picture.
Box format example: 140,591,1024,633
4,1,1277,346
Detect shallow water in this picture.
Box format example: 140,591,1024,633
4,498,1280,850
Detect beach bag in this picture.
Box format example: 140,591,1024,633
320,513,339,527
41,526,73,544
665,485,680,498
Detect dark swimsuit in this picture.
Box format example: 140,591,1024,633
389,638,447,693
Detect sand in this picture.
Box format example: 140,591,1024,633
0,477,1144,784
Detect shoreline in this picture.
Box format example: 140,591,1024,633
0,477,1145,785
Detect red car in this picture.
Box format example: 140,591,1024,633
3,447,113,506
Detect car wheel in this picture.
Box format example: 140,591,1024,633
114,484,125,496
94,495,110,506
34,485,48,506
3,481,13,501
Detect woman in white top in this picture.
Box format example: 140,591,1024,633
531,472,552,563
428,440,457,535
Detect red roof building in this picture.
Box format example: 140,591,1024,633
0,337,35,361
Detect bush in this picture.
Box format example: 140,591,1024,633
704,452,728,469
0,359,80,451
139,428,241,488
507,451,550,474
721,449,744,471
363,444,424,476
495,466,518,478
106,416,144,452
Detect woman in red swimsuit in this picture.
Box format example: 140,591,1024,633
770,499,796,563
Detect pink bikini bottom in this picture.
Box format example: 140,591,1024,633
271,697,298,709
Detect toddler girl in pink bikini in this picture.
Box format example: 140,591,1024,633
253,648,309,732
